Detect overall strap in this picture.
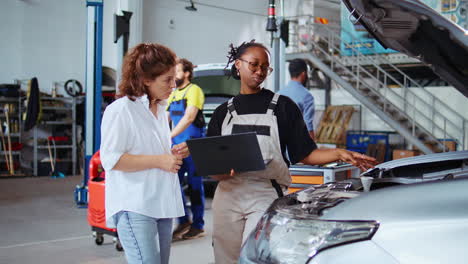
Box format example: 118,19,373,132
227,97,238,117
169,92,177,104
170,83,193,103
270,179,284,198
266,93,280,115
181,83,193,99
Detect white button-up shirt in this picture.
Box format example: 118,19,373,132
100,95,184,228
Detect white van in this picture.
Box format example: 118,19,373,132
192,63,240,125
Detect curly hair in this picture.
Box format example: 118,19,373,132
118,43,177,101
177,58,194,81
225,40,269,80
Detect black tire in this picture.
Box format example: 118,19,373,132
115,239,124,251
95,233,104,245
64,79,83,97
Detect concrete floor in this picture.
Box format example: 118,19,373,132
0,176,215,264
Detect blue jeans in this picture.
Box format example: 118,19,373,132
178,155,205,229
114,211,173,264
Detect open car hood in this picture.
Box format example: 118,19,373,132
342,0,468,97
362,150,468,182
365,150,468,172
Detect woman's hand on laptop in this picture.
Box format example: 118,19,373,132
211,169,235,181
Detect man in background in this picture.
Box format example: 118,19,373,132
167,58,206,240
279,58,316,140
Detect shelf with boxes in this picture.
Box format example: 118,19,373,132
33,96,81,177
0,95,25,177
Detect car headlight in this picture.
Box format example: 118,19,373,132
241,212,379,264
240,185,379,264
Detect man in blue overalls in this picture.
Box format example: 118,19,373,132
167,58,206,240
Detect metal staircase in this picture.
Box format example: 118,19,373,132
285,16,467,153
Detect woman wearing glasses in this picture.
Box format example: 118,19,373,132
206,40,377,263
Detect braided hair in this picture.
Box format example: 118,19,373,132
225,40,269,80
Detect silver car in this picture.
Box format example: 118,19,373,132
240,0,468,262
240,151,468,263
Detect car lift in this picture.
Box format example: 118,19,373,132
75,0,132,206
75,0,103,206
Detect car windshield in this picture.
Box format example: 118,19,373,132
192,75,240,98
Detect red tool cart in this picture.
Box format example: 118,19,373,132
87,151,123,251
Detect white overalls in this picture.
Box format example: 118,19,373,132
212,93,291,264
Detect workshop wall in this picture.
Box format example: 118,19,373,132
0,1,25,86
141,0,340,70
142,0,270,66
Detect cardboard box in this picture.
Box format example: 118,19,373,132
393,149,420,160
442,141,457,152
416,140,458,153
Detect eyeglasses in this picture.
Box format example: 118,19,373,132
238,58,273,75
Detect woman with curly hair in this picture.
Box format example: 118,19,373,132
100,43,189,264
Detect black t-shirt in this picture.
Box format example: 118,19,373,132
207,89,317,166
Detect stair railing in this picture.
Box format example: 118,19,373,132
286,15,467,150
